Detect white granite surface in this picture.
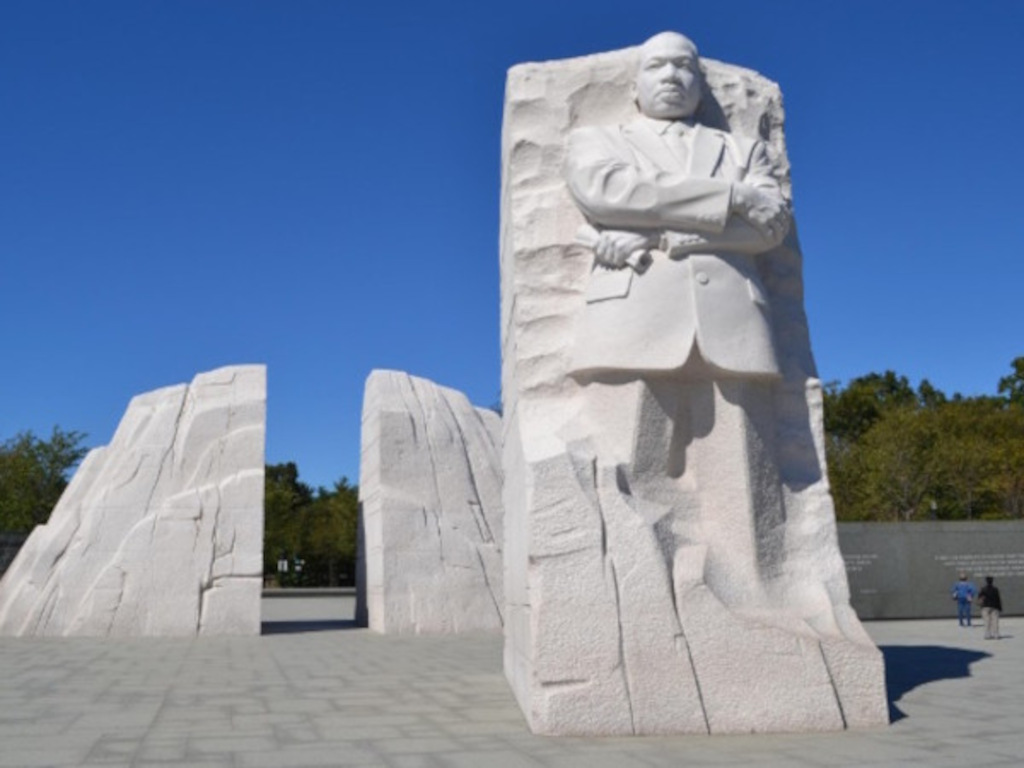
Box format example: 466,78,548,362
357,370,504,634
0,365,266,636
499,33,888,734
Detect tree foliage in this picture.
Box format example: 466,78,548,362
264,462,359,587
825,359,1024,521
998,356,1024,408
0,428,88,532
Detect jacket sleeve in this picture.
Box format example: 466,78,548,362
743,139,785,190
659,139,790,254
662,218,778,256
565,125,733,234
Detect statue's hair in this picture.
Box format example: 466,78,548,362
638,31,699,60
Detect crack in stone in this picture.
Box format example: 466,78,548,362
32,584,60,635
529,546,591,562
197,483,225,630
111,455,147,491
144,389,189,538
607,560,636,734
97,567,127,635
438,390,497,546
411,380,451,565
817,642,848,729
474,547,503,628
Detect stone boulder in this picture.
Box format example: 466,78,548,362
0,365,266,636
357,370,504,634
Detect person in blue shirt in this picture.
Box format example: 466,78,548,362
951,572,976,627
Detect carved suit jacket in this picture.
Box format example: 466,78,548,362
564,115,790,379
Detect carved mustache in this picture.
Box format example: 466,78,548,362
654,85,688,97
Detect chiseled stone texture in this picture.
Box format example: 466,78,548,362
357,370,504,634
0,365,266,636
500,43,888,734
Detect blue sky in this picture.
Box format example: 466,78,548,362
2,1,1022,489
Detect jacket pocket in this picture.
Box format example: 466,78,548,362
586,267,633,303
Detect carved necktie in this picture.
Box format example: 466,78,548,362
664,122,690,169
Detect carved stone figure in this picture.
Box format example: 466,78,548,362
563,32,794,614
566,32,787,379
357,370,504,634
0,365,266,636
500,32,888,735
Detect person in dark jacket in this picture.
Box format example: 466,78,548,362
978,576,1003,640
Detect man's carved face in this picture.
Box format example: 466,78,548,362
635,33,701,120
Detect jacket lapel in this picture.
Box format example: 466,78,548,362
689,125,726,179
621,120,685,175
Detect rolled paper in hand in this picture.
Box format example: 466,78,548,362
575,223,652,274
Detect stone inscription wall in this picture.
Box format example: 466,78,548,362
839,522,1024,619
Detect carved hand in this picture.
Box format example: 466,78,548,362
731,183,789,243
593,230,654,270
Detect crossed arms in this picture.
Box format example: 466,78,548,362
565,125,791,269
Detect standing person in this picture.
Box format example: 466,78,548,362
978,576,1002,640
951,572,976,627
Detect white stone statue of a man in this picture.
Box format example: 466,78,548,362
563,31,793,610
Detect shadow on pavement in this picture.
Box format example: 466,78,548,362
261,619,362,635
880,644,991,722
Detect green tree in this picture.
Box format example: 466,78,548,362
263,462,311,579
824,371,924,520
825,360,1024,522
989,405,1024,518
264,463,359,586
930,399,1002,519
300,479,359,587
823,371,918,444
917,378,948,410
858,406,938,521
0,427,88,532
824,431,872,520
998,356,1024,408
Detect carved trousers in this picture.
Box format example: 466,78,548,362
580,353,784,612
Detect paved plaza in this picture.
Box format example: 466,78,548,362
0,594,1020,767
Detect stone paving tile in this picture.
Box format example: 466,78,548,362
135,761,232,768
134,738,188,762
376,737,465,754
0,753,83,767
236,744,380,767
438,750,546,768
315,724,406,741
383,756,445,768
1,598,1023,767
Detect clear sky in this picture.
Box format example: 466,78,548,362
2,1,1022,490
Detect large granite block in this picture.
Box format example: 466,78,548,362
0,365,266,636
357,370,504,633
500,33,888,734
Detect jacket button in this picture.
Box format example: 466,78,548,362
696,271,709,285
